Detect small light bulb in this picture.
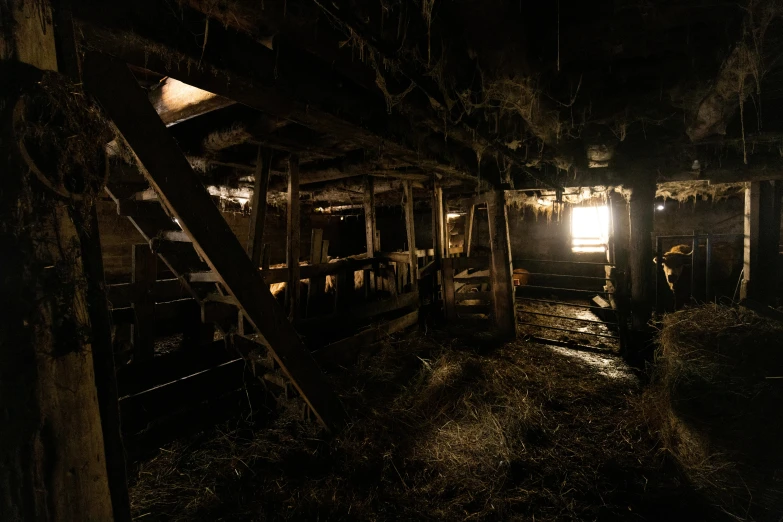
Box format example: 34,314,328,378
340,216,344,221
656,204,664,211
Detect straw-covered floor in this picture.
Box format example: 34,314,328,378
645,304,783,521
129,329,716,521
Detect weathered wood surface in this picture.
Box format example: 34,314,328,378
403,181,418,289
628,177,655,329
286,154,301,321
486,190,516,340
464,204,475,256
741,180,783,304
84,53,345,431
131,245,156,361
298,291,420,331
364,176,379,254
313,310,419,366
247,147,272,267
442,258,457,321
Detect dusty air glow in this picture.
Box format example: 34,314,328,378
571,206,609,253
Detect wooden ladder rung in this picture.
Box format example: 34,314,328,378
187,271,220,283
161,230,192,242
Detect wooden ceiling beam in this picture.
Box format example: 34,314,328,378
72,1,484,186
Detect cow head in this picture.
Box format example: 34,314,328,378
653,250,692,291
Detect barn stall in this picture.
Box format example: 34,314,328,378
2,0,783,520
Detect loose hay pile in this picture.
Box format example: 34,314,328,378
647,304,783,520
130,332,711,521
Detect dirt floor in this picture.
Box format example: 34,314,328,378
128,328,722,521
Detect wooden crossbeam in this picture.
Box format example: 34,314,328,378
84,53,345,431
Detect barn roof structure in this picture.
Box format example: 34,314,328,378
71,0,783,208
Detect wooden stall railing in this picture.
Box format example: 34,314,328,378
442,256,492,322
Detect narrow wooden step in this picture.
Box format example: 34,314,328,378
186,271,220,283
161,230,192,242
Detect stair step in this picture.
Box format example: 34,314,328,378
187,271,220,283
117,199,164,217
161,230,192,242
153,240,210,274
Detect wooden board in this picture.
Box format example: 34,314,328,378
247,147,272,267
403,181,418,290
84,53,345,431
486,190,516,340
464,204,475,256
286,154,301,321
442,258,457,321
313,310,419,366
131,244,156,361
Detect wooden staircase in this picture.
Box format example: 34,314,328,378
86,52,345,431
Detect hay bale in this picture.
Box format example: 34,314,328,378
647,304,783,519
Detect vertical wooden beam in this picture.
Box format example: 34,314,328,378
71,205,132,522
628,177,656,330
464,204,475,257
262,244,271,271
442,257,456,320
741,180,782,304
321,239,330,262
486,190,516,340
247,146,272,267
432,182,445,262
403,181,418,290
286,154,301,321
0,7,116,520
131,243,156,361
363,176,378,256
307,228,324,316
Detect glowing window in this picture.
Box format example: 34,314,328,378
571,206,609,253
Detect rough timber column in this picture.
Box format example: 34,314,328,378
628,176,656,330
486,190,516,340
741,180,782,304
286,154,301,321
0,1,115,520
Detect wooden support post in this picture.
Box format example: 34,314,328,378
262,244,271,271
741,180,783,304
464,204,475,257
442,257,457,321
131,244,157,361
321,239,330,262
83,53,345,430
1,12,115,515
71,205,132,522
432,182,445,263
286,154,301,321
403,181,418,290
364,176,378,256
307,228,325,316
247,146,272,267
628,177,656,330
486,190,516,340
